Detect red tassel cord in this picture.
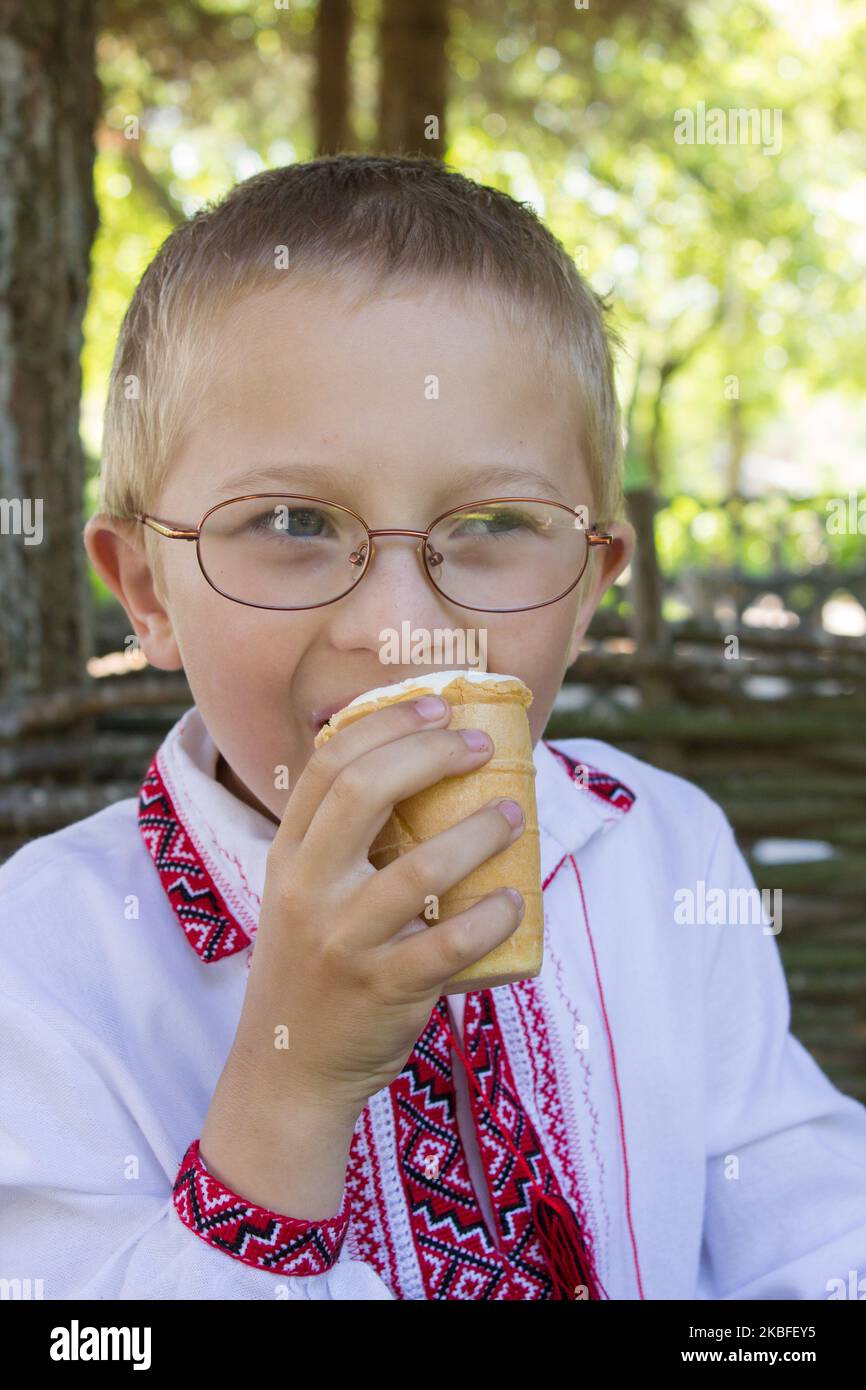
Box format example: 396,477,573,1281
433,1006,609,1301
531,1189,605,1301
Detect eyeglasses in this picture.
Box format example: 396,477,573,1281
135,494,613,614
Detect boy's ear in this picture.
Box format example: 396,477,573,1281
83,515,183,671
566,519,635,667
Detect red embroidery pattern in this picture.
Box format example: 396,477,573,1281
381,994,596,1299
542,743,637,814
345,1107,405,1295
542,933,611,1262
172,1138,349,1274
139,759,252,962
509,974,602,1275
144,735,636,1296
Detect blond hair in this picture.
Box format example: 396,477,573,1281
100,153,625,588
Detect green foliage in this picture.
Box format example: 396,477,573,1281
446,0,866,500
655,490,864,577
84,0,866,576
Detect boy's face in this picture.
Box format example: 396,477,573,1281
86,278,634,824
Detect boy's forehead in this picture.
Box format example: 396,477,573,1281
201,280,577,427
168,280,589,508
209,277,558,378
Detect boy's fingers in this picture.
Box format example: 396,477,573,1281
300,724,495,876
274,697,452,848
355,796,525,949
388,888,524,996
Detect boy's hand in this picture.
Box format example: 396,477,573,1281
228,695,525,1121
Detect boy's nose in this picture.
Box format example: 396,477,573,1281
331,533,460,630
359,533,440,598
362,529,445,569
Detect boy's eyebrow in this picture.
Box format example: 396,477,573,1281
213,461,574,506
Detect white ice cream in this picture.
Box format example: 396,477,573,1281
343,668,526,711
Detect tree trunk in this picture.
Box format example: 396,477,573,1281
0,0,100,701
625,486,682,771
626,488,668,661
646,360,676,489
722,271,747,496
315,0,353,156
725,392,746,496
377,0,449,158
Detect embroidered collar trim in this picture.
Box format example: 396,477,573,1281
138,708,636,963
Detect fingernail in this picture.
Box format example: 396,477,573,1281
415,696,447,719
497,799,524,828
504,888,524,915
460,729,490,751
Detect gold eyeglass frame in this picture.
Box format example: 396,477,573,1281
135,493,614,614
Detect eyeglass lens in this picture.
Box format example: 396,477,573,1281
197,496,589,610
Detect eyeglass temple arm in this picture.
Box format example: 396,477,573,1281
135,513,199,540
587,529,614,545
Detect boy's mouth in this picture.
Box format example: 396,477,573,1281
310,679,416,733
310,693,368,733
309,668,481,734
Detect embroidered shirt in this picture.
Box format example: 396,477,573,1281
1,705,864,1299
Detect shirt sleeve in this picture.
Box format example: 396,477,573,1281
696,811,866,1300
0,982,394,1301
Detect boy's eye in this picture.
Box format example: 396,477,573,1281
249,505,335,539
445,507,538,540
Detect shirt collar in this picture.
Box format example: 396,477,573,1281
534,738,636,883
138,706,636,964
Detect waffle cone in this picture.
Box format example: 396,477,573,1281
315,674,543,992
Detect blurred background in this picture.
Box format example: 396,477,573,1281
1,0,864,1095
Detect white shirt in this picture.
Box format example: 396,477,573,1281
1,705,864,1300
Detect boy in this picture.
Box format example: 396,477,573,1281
1,155,864,1300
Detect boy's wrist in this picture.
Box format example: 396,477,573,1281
219,1028,367,1128
200,1079,359,1220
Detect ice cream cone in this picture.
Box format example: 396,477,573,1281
314,669,543,992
